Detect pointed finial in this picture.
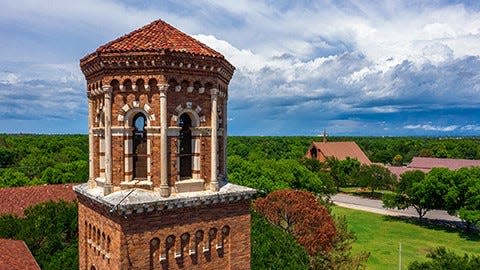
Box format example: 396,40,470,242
323,129,327,143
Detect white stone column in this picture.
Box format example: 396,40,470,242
222,95,228,179
159,84,170,197
210,88,219,191
87,96,95,189
103,86,113,195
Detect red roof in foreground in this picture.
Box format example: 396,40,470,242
0,184,76,217
0,239,40,270
311,141,372,165
85,19,223,60
408,157,480,170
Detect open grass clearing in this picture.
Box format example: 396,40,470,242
331,206,480,270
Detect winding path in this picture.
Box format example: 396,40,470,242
331,193,461,222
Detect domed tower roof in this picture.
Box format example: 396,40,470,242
80,19,234,83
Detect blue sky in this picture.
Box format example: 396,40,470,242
0,0,479,136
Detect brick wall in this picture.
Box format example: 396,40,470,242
78,197,252,270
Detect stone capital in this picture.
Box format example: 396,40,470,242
157,83,169,93
102,85,113,93
210,88,219,96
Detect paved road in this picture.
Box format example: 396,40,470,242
331,193,461,222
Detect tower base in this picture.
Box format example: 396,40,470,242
74,183,255,270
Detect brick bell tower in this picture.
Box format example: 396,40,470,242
74,19,255,270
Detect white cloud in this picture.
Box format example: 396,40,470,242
404,124,459,132
0,72,19,84
1,0,480,134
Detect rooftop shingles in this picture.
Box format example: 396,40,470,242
312,141,372,165
0,184,76,217
386,166,430,178
83,19,223,61
0,239,40,270
408,157,480,170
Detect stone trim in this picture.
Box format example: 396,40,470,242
74,183,256,216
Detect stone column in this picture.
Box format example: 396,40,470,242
103,86,113,195
159,84,170,197
210,88,219,191
87,95,95,189
222,95,228,179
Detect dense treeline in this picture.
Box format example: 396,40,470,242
1,134,479,187
0,135,88,187
1,134,479,269
228,136,480,164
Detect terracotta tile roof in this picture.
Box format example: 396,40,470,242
386,166,430,178
312,141,372,165
408,157,480,170
0,239,40,270
0,184,76,217
86,19,223,59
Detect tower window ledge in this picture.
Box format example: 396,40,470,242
120,180,153,190
175,179,205,193
95,177,106,187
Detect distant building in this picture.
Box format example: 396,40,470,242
0,239,40,270
305,136,371,165
388,157,480,178
0,184,76,216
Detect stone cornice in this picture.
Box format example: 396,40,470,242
80,51,235,85
74,183,256,216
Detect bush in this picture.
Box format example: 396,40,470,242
409,247,480,270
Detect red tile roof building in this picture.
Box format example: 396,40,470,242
0,239,40,270
388,157,480,178
408,157,480,170
0,184,76,216
305,141,372,165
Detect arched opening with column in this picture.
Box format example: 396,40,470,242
133,113,148,179
179,113,193,179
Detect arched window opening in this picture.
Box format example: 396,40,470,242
310,147,317,159
133,113,148,179
179,113,192,179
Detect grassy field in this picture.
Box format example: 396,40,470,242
332,206,480,270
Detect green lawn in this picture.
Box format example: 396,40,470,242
332,206,480,270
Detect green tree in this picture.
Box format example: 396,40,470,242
326,157,361,191
384,169,453,218
251,212,309,270
445,167,480,229
383,170,431,218
408,247,480,270
0,168,29,187
356,164,396,195
392,154,403,166
0,200,78,270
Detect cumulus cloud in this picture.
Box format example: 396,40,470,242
0,0,480,135
404,124,459,132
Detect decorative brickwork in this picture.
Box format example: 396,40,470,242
76,19,255,270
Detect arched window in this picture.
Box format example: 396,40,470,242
310,147,317,159
179,113,192,179
133,113,148,179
